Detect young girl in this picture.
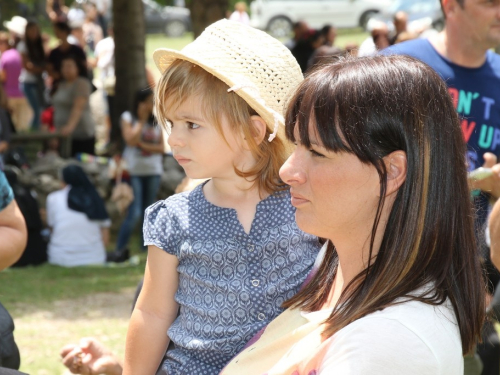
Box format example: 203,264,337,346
124,20,321,375
18,20,46,130
115,87,164,253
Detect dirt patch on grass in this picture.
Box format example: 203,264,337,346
14,288,136,375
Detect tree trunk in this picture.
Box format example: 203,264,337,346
112,0,147,146
188,0,228,38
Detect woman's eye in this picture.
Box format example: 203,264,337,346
310,149,325,158
188,122,200,130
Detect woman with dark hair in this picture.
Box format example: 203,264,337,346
46,164,110,267
52,55,95,156
47,21,87,91
114,87,164,253
18,21,46,130
291,29,325,73
221,55,485,374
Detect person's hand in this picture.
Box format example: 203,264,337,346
59,125,74,137
137,102,151,123
470,152,500,199
60,337,123,375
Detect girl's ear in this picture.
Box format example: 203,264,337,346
249,115,267,146
383,150,407,196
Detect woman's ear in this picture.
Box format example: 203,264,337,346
248,115,267,147
384,150,407,196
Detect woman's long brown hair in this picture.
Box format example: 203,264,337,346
283,55,485,355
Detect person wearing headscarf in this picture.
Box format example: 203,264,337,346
46,164,110,267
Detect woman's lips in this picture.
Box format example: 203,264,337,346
290,192,309,206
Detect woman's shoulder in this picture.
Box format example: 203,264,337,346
324,298,462,373
47,187,68,202
349,297,460,345
75,76,91,87
120,111,132,123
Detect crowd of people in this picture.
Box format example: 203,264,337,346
284,10,434,75
0,0,500,374
0,0,113,152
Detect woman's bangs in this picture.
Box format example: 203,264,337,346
286,70,350,153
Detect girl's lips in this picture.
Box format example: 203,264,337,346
174,156,191,164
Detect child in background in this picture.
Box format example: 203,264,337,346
229,2,250,26
123,20,321,375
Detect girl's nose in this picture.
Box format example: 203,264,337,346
167,124,185,149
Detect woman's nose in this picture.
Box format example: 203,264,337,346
279,150,305,186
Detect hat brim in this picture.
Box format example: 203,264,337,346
153,48,291,148
3,21,25,36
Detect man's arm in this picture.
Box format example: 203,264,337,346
0,199,27,270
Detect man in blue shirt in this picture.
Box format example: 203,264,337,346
384,1,500,374
385,0,500,225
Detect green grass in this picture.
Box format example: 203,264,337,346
1,234,146,375
0,262,146,316
146,33,194,79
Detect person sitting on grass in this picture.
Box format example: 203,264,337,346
46,164,110,267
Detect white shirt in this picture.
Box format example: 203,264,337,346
229,11,250,26
47,187,110,267
357,36,377,57
16,41,37,83
319,298,463,374
94,36,114,80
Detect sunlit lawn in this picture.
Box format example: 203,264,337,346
1,233,146,375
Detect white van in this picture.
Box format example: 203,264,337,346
250,0,396,37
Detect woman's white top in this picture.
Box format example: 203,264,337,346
222,289,463,375
319,298,463,374
46,187,110,267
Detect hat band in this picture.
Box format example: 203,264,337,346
227,83,284,143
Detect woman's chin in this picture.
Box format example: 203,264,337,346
295,213,321,237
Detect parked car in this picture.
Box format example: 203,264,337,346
250,0,396,38
371,0,444,32
143,0,191,37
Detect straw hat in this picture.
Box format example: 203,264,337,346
3,16,28,37
153,19,303,142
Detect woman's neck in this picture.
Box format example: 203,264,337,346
65,76,78,83
323,210,391,309
59,40,70,50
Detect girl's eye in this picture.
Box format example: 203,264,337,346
310,149,325,158
188,122,200,130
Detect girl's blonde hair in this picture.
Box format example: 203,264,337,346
155,59,288,195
